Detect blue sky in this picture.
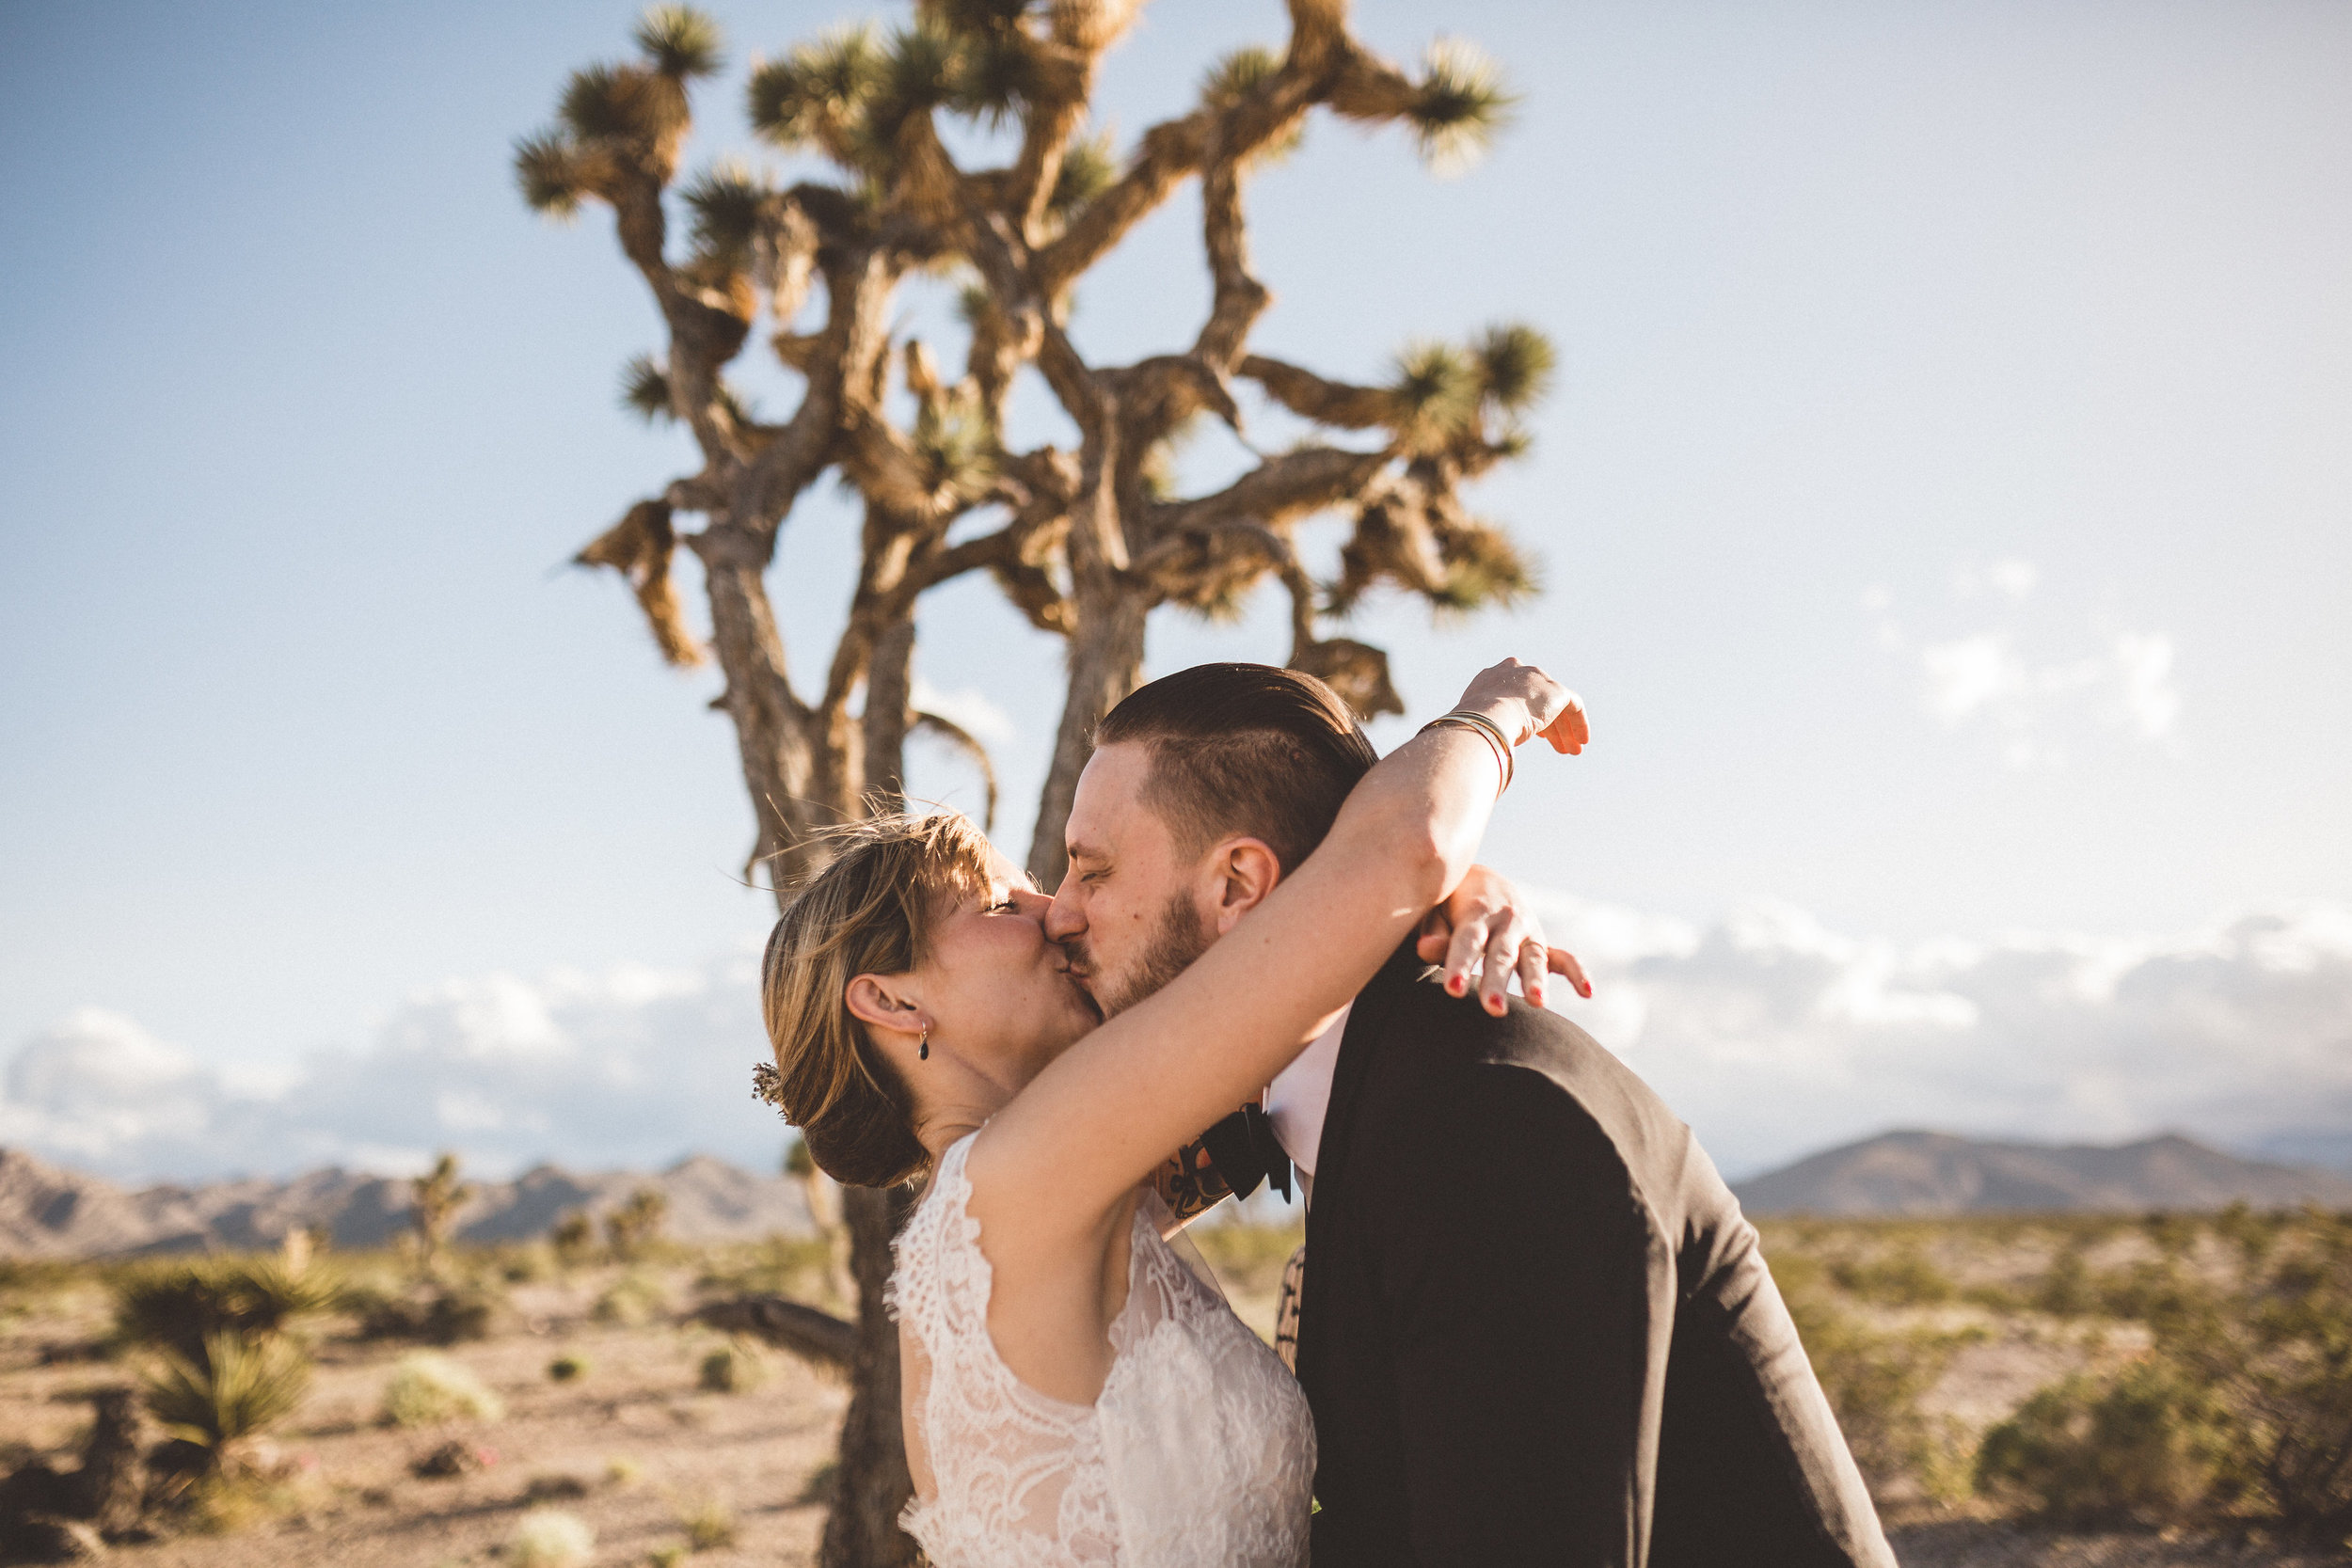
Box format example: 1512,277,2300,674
4,1,2347,1180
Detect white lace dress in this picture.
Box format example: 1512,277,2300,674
890,1133,1314,1567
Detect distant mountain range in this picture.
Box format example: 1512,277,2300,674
1734,1130,2352,1216
0,1148,815,1259
8,1127,2348,1255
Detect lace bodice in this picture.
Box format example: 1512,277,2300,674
889,1134,1315,1567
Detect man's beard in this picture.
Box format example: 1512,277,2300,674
1090,890,1214,1019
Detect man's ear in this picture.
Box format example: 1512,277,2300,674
844,974,924,1037
1209,837,1284,936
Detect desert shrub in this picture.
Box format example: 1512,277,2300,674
347,1281,500,1344
510,1507,595,1568
695,1234,832,1297
651,1544,689,1568
2150,1208,2352,1537
113,1259,333,1363
678,1493,737,1549
494,1242,559,1284
548,1353,588,1383
550,1212,597,1266
1975,1359,2236,1525
1832,1247,1956,1307
1780,1271,1973,1503
380,1352,505,1426
606,1186,669,1261
142,1330,311,1470
699,1339,771,1394
595,1270,669,1327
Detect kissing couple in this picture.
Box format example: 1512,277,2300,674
755,657,1895,1568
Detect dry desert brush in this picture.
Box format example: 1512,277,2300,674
518,4,1553,1561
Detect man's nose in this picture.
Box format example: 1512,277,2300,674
1042,875,1085,942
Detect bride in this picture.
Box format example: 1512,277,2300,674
754,657,1584,1566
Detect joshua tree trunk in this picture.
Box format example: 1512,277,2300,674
822,1185,921,1568
1028,590,1148,887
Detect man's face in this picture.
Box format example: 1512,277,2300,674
1045,742,1216,1017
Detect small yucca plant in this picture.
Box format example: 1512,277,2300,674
142,1330,312,1468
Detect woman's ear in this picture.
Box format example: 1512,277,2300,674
845,973,924,1037
1211,837,1283,935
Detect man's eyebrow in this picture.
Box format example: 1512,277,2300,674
1064,841,1107,865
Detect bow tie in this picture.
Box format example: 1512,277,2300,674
1200,1102,1293,1203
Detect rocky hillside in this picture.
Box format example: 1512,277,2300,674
0,1147,814,1259
1735,1130,2352,1216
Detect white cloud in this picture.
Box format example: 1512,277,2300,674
1869,570,2182,766
1529,894,2352,1178
0,945,789,1183
8,899,2348,1189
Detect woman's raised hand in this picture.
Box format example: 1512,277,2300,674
1416,864,1594,1016
1455,657,1589,754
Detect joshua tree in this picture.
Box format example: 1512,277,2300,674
409,1152,474,1278
517,3,1549,1560
604,1185,671,1261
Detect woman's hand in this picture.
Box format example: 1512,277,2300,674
1416,863,1594,1016
1456,657,1589,754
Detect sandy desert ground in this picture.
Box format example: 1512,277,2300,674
3,1218,2347,1567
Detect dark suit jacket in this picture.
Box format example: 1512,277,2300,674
1296,949,1895,1568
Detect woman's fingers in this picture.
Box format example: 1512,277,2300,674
1442,917,1491,997
1540,691,1590,754
1517,941,1549,1008
1481,921,1518,1015
1548,945,1593,999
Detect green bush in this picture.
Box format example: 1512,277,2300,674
142,1329,312,1470
1975,1360,2236,1525
380,1352,506,1426
698,1339,771,1394
346,1282,499,1344
1831,1247,1956,1307
1778,1266,1972,1504
594,1271,669,1327
2151,1208,2352,1537
548,1353,588,1383
113,1259,334,1363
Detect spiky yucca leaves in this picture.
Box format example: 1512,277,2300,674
749,24,883,164
1200,46,1304,162
114,1259,336,1370
635,4,724,81
621,355,674,422
513,7,722,215
1047,126,1116,221
1430,516,1536,613
912,393,997,508
578,499,703,667
144,1331,313,1466
681,159,771,267
1408,38,1516,177
1471,322,1555,414
1390,341,1482,451
515,130,594,219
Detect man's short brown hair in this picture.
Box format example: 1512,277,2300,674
1094,663,1378,874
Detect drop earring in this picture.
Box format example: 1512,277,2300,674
918,1026,930,1062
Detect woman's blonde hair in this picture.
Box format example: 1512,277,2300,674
754,812,993,1187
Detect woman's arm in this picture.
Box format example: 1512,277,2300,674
976,659,1583,1233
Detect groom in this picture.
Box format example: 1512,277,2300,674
1046,662,1895,1568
